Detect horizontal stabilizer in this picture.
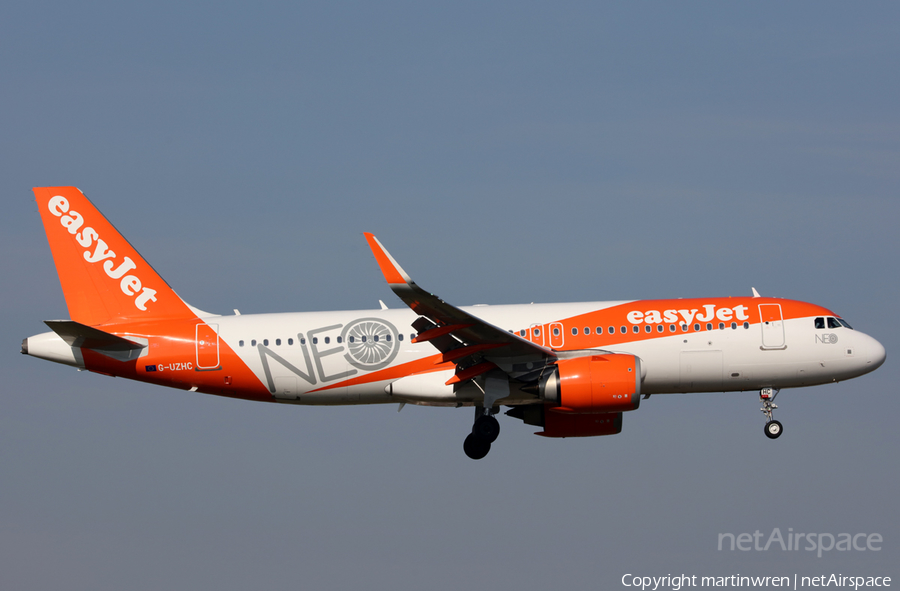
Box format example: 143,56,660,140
44,320,145,351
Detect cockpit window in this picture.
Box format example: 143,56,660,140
827,317,841,329
837,318,853,329
815,317,825,329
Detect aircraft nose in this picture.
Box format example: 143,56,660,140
867,336,886,370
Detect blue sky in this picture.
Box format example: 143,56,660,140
2,2,898,589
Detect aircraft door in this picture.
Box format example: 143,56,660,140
195,323,220,369
759,304,785,349
529,324,544,346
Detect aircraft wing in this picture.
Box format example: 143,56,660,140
364,233,556,385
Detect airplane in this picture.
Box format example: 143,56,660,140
23,187,886,459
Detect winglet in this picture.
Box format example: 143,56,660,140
752,287,761,298
364,233,414,286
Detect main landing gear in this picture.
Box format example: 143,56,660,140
463,407,500,460
760,388,783,440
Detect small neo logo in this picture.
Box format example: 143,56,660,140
816,333,839,344
342,318,400,371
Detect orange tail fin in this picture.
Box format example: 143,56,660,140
34,187,197,326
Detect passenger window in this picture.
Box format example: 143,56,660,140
276,339,281,346
571,327,577,336
694,324,700,331
288,338,293,345
300,338,306,345
718,323,725,330
398,334,404,341
324,337,330,344
633,326,639,334
263,339,269,346
681,324,688,332
373,335,379,342
584,327,590,335
815,317,825,329
251,339,257,346
620,326,627,334
239,340,244,347
657,325,664,332
645,325,652,333
609,326,615,334
311,338,317,345
828,317,841,329
706,323,713,331
553,327,560,336
384,335,390,342
520,330,526,337
337,336,343,343
731,322,737,330
743,322,750,329
669,324,676,332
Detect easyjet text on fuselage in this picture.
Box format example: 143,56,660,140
626,304,750,326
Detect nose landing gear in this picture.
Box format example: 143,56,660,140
760,388,783,439
463,407,500,460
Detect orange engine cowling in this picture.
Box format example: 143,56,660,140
539,354,642,413
540,409,623,438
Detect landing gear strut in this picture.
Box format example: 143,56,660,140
760,388,783,439
463,407,500,460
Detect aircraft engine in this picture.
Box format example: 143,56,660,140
540,409,623,438
539,354,642,413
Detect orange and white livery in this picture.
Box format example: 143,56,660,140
24,187,886,459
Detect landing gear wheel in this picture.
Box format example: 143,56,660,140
472,415,500,443
759,388,782,440
463,433,491,460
